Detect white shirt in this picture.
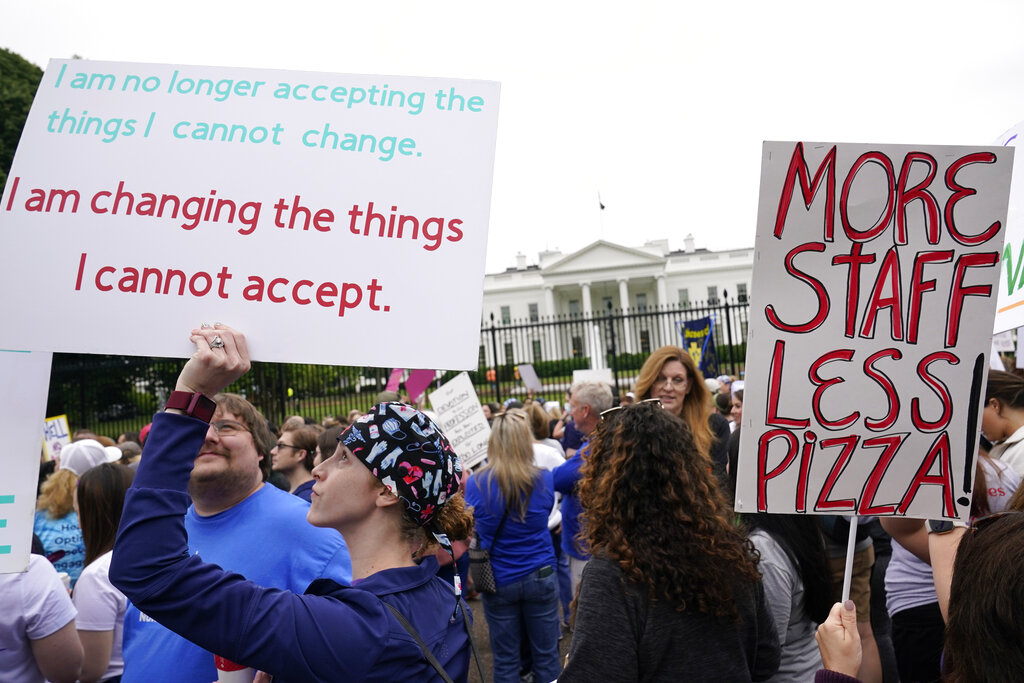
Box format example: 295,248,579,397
73,550,127,681
533,442,566,529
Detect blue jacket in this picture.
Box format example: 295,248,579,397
110,412,471,683
553,442,589,560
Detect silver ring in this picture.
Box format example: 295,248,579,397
210,336,225,349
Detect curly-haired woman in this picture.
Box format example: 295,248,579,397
561,401,780,682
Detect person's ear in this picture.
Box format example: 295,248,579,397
376,485,401,509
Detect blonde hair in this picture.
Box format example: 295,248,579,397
36,468,77,518
480,409,539,519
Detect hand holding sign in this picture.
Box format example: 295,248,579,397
176,324,251,398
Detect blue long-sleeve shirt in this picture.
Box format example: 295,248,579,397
110,412,471,683
553,442,589,560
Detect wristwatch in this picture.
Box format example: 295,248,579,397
926,519,969,535
165,391,217,423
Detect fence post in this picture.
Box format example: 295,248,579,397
723,294,735,376
606,301,620,396
489,312,501,404
276,363,287,423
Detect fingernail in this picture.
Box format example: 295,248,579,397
844,600,855,611
201,322,211,329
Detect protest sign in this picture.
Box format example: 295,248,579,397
43,414,71,461
517,363,543,392
1,350,53,572
428,372,490,469
735,141,1013,523
572,368,613,386
404,369,436,404
385,369,404,393
677,317,719,378
994,120,1024,332
0,60,500,370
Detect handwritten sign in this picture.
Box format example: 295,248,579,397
735,141,1013,523
43,414,71,461
994,120,1024,332
428,372,490,469
1,350,53,572
0,60,500,370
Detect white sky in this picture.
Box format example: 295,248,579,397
4,0,1024,273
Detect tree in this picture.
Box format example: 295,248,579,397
0,47,43,192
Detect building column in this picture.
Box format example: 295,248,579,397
657,274,675,347
543,285,558,362
618,278,633,354
581,282,593,315
580,282,604,368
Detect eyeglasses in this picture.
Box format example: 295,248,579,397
600,398,662,421
971,510,1022,534
210,420,250,437
653,376,688,389
275,442,301,451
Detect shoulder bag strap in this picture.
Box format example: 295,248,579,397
487,505,512,554
381,601,455,683
459,598,488,683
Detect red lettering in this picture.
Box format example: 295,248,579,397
815,435,858,511
860,245,904,340
808,349,859,430
774,142,837,241
796,431,816,513
944,152,1001,246
947,252,998,347
907,250,954,344
840,151,896,242
858,433,907,514
895,152,940,245
757,428,799,513
268,277,288,303
765,340,810,428
293,279,313,305
863,349,901,431
95,265,115,292
911,352,959,431
765,242,830,333
832,242,876,338
897,431,957,517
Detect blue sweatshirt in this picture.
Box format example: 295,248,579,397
110,412,471,683
553,442,590,560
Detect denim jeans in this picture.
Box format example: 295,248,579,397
481,566,561,683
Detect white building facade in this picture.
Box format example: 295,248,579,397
479,235,754,368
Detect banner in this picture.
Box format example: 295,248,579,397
678,316,719,378
428,372,490,469
1,350,53,572
736,141,1013,523
994,120,1024,332
0,60,500,370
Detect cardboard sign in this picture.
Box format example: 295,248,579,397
994,120,1024,332
43,414,71,461
517,363,542,392
1,350,53,572
572,368,613,386
0,60,500,370
736,142,1013,523
428,372,490,469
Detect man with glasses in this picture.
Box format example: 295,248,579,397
272,426,318,501
120,393,351,683
553,382,613,597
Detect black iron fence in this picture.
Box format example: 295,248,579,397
47,298,751,437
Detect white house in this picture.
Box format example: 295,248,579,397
479,235,754,368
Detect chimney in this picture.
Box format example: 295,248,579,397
516,252,527,270
684,234,696,253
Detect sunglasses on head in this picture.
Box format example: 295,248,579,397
600,398,662,421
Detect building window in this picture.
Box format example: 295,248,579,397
504,342,514,364
635,293,647,311
707,286,719,305
737,283,748,303
532,339,543,363
569,300,581,318
528,302,539,322
500,305,511,324
639,329,651,354
602,296,614,313
572,336,584,358
478,344,486,367
678,288,690,308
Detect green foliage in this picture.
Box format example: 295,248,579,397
0,47,43,192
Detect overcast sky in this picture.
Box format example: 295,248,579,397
4,0,1024,273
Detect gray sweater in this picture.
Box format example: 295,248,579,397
561,556,780,682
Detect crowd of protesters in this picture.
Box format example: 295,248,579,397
11,327,1024,682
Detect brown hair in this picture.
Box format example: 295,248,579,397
399,491,475,559
634,346,714,458
77,463,134,566
525,401,552,441
215,393,276,481
36,468,77,518
579,401,760,621
283,426,319,472
944,512,1024,682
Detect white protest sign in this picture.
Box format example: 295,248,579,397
1,350,53,572
428,372,490,469
0,60,499,370
43,414,71,461
994,120,1024,332
572,368,613,386
736,141,1013,523
517,363,543,392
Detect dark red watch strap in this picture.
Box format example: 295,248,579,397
166,391,217,423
